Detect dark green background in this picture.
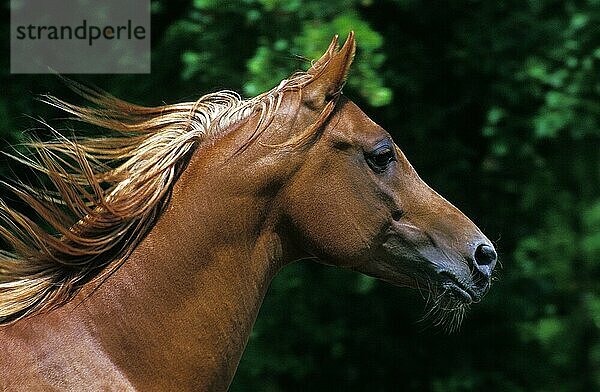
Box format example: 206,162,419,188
1,1,599,390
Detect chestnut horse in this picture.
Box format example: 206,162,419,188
0,33,497,391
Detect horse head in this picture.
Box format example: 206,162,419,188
274,33,497,327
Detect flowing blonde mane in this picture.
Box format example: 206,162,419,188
0,41,342,324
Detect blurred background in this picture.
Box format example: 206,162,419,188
1,0,599,390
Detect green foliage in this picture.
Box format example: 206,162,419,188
179,0,391,106
1,0,599,390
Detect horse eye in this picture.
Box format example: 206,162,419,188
365,146,396,173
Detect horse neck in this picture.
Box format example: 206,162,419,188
82,138,291,390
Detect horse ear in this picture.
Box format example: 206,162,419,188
302,31,356,110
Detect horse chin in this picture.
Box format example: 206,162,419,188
393,269,473,332
419,288,471,333
353,256,488,333
416,264,492,332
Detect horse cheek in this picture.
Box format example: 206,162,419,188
284,172,382,266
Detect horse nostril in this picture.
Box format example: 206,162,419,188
472,243,497,278
475,244,497,266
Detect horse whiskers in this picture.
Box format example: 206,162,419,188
417,283,469,334
414,278,428,302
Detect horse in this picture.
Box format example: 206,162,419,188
0,33,497,391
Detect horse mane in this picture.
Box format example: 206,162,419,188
0,43,341,324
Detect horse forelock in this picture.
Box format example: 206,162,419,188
0,53,340,324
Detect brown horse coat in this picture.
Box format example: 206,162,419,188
0,33,496,391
